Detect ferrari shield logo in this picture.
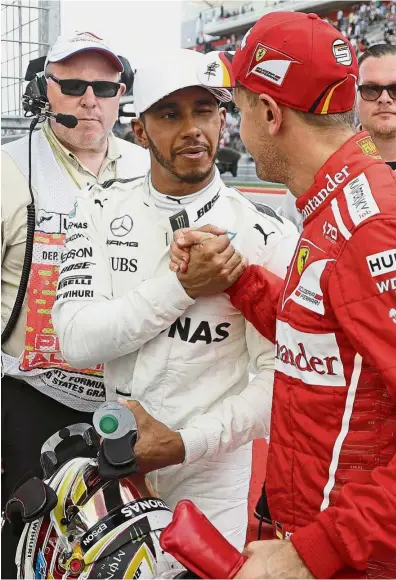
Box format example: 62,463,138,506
297,247,310,275
248,44,298,87
356,136,380,157
256,46,267,61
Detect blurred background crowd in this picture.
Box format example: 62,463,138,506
2,0,396,184
113,0,396,186
187,0,396,158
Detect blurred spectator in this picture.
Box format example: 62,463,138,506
358,36,369,54
204,2,253,24
356,43,396,169
220,127,230,148
216,146,241,177
384,24,394,44
350,35,358,51
337,8,344,29
224,109,245,153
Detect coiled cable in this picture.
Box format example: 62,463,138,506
2,116,38,343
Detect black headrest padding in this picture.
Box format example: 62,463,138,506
5,477,58,525
98,431,138,479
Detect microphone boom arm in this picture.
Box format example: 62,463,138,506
22,90,78,128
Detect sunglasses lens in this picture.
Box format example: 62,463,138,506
389,85,396,99
361,86,381,101
93,82,119,98
58,78,119,98
61,79,87,96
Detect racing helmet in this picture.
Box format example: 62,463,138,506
15,457,180,579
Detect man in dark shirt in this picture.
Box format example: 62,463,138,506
357,43,396,170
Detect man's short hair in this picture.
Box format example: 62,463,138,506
235,83,355,130
44,61,53,78
235,83,260,107
293,109,356,130
358,43,396,66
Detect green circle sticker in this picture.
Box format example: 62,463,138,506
99,414,119,434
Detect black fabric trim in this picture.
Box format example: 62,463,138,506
252,202,284,223
102,479,124,512
308,76,347,114
224,51,234,66
100,175,145,189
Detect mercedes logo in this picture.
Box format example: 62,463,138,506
110,215,133,237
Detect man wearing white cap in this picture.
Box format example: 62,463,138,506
52,48,298,549
1,31,149,577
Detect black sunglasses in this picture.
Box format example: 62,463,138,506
358,83,396,101
46,73,121,98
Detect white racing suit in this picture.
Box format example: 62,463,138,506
52,170,298,549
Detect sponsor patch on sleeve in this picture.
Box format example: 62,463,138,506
356,136,381,158
343,173,380,226
366,249,396,277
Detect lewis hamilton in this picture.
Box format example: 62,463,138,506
52,49,298,549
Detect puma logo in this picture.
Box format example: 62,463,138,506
254,223,275,245
166,196,182,204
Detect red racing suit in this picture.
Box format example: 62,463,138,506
227,133,396,579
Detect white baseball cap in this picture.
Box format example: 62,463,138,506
45,31,124,72
133,49,232,117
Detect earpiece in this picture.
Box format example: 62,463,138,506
23,56,49,116
118,55,134,96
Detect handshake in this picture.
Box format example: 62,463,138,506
169,224,248,299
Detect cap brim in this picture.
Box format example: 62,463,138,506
207,87,233,103
197,51,236,89
49,47,124,72
137,83,232,117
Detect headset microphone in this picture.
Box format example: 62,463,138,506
46,111,78,128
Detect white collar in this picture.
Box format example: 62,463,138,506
142,167,223,210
